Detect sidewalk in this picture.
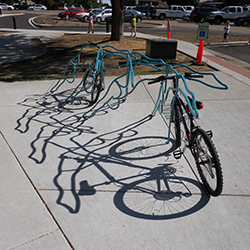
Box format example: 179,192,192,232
1,29,250,250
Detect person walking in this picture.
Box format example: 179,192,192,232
222,21,230,42
130,14,136,37
88,12,94,34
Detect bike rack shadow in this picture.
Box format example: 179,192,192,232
15,91,210,220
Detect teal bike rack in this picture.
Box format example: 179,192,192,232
49,43,228,144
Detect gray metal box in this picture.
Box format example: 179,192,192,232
146,38,177,59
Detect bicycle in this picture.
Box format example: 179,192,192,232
148,72,226,196
82,58,104,105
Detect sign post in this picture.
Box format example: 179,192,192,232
195,24,209,65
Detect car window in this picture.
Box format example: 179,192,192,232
221,7,229,12
177,7,183,11
228,7,235,12
237,7,242,12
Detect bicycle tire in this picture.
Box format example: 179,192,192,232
172,99,181,148
91,69,103,105
82,63,103,105
192,128,223,196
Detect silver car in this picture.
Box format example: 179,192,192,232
0,3,14,10
28,4,47,11
75,8,102,22
93,9,112,23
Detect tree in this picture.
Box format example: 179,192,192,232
110,0,125,41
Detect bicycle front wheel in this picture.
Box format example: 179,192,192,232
83,64,103,105
91,68,103,105
172,99,181,148
192,128,223,196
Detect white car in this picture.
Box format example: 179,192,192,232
0,3,14,10
28,4,47,11
75,8,102,22
93,9,112,23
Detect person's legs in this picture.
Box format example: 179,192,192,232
225,33,228,42
133,26,136,37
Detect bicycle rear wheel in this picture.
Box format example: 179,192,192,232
192,128,223,196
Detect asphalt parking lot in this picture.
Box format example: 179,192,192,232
207,43,250,65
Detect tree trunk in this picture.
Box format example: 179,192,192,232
110,0,125,41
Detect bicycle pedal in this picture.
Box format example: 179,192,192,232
206,130,213,138
173,149,183,159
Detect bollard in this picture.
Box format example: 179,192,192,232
106,18,109,33
167,19,170,39
12,16,17,29
195,40,204,64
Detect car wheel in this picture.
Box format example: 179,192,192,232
159,14,165,20
234,20,241,26
97,17,102,23
42,8,45,11
214,17,222,25
199,17,205,23
84,16,88,22
8,7,12,10
137,17,142,23
30,8,34,11
242,20,249,27
65,14,69,20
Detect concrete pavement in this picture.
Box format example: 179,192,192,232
1,28,250,250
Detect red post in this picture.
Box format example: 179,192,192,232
196,40,204,64
167,19,170,39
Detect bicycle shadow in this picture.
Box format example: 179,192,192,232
15,91,210,220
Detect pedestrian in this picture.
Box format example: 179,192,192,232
222,20,230,42
130,13,136,37
88,12,94,34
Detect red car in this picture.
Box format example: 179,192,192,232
58,7,85,19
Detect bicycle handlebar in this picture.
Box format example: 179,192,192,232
148,72,204,85
148,75,170,84
184,72,204,79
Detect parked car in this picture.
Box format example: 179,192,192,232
108,10,146,23
182,13,191,22
75,8,102,22
58,7,85,19
135,5,153,14
0,3,14,10
183,5,194,12
93,9,112,23
124,6,136,11
124,10,146,23
28,4,47,11
13,3,32,10
190,7,219,23
207,6,249,25
234,12,250,26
